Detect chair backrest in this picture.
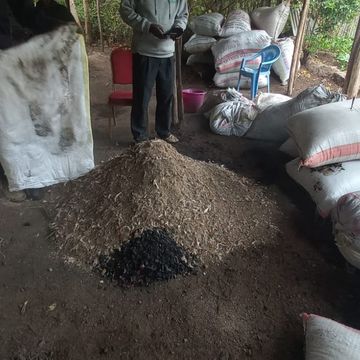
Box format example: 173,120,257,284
110,47,132,85
259,44,281,73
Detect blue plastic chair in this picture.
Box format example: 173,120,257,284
236,44,281,99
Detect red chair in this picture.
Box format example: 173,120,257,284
108,47,133,139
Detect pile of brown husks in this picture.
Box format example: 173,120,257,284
54,140,281,268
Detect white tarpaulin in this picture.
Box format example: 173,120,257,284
0,25,94,191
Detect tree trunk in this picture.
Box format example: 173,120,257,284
287,0,310,96
96,0,104,51
82,0,92,45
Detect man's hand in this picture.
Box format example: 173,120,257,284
149,24,165,39
169,27,184,40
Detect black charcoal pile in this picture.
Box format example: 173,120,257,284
98,229,197,286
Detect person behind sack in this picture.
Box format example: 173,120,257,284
120,0,188,144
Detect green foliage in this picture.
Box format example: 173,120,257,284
305,34,353,70
293,0,360,35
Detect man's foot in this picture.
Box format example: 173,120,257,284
134,137,149,144
162,134,179,144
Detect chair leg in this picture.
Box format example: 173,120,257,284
112,106,116,126
236,74,242,92
108,116,112,140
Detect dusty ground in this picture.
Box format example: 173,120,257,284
0,49,359,360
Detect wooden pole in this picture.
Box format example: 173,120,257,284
175,37,184,127
172,63,179,127
347,45,360,98
82,0,91,45
70,0,83,31
96,0,104,51
344,17,360,94
287,0,310,96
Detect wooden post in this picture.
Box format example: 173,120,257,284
175,37,184,127
344,17,360,94
172,63,179,127
82,0,92,45
287,0,310,96
346,45,360,98
69,0,83,31
96,0,104,52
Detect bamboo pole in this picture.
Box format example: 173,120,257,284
344,17,360,94
96,0,104,51
287,0,310,96
175,37,184,127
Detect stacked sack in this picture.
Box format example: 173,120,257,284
184,1,295,89
282,99,360,268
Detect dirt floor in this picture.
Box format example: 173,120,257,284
1,49,359,360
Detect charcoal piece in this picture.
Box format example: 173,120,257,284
98,229,196,286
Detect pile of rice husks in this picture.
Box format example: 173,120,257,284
54,140,281,268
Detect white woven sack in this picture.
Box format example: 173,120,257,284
254,92,291,112
332,192,360,236
212,30,271,73
213,71,268,89
287,100,359,168
184,34,217,54
209,101,257,136
335,231,360,270
246,85,345,143
186,52,214,66
251,1,290,39
286,158,360,217
273,37,294,85
199,88,250,116
0,25,94,191
220,10,251,37
189,13,224,37
279,138,298,158
303,313,360,360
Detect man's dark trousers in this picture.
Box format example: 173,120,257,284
131,53,173,142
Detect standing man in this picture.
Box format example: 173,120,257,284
120,0,188,143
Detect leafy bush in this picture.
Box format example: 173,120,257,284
305,35,353,70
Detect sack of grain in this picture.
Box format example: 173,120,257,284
332,192,360,269
199,88,249,115
279,138,298,158
272,37,294,85
303,313,360,360
220,10,251,37
213,71,268,89
184,34,217,54
212,30,271,73
251,1,290,39
245,85,345,143
332,192,360,236
287,100,359,168
189,13,224,37
186,51,214,66
254,92,291,112
286,158,360,217
335,231,360,270
209,100,257,137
